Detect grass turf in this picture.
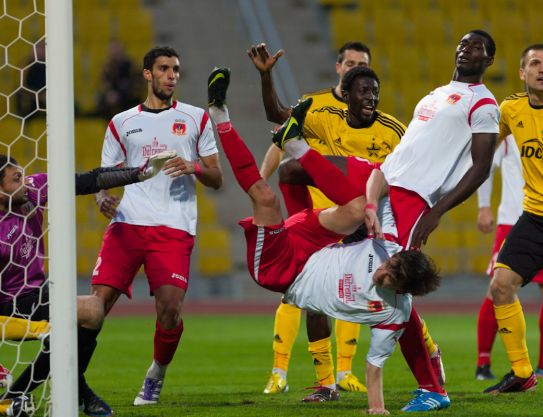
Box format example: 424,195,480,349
78,313,541,417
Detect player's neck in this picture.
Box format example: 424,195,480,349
143,95,173,110
452,70,483,85
527,88,543,107
333,85,344,101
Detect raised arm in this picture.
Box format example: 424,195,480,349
411,132,497,248
364,168,388,239
247,43,290,124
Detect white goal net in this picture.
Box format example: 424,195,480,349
1,0,77,415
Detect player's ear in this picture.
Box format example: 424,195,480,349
143,68,152,81
342,89,349,101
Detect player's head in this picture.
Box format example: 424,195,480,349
341,66,380,124
0,155,28,209
143,46,180,101
454,30,495,77
373,250,441,296
336,42,371,82
519,44,543,94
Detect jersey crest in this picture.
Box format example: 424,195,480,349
447,93,462,104
172,120,186,136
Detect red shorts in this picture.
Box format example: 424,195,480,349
346,156,381,196
91,222,194,298
388,186,429,248
487,224,543,284
239,209,344,292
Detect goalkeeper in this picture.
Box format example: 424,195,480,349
0,150,175,417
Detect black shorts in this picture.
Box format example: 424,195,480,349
496,211,543,286
0,286,49,321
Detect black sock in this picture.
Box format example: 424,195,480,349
7,336,50,398
78,326,100,399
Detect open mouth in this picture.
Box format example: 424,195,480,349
361,105,374,117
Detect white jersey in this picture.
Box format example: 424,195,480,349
284,239,411,368
101,101,218,235
477,135,524,225
381,81,499,206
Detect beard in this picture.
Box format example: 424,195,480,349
152,80,174,101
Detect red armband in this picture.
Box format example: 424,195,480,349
193,162,203,176
365,203,377,211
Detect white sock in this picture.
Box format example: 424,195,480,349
271,368,287,380
337,370,350,381
284,138,310,159
146,360,168,380
209,105,230,125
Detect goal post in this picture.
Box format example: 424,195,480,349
45,0,78,415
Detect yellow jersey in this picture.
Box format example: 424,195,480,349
499,92,543,216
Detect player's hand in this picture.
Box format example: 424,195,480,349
96,193,120,219
138,150,177,181
163,156,200,178
410,209,441,249
247,43,284,73
367,408,389,415
364,205,383,239
477,206,494,234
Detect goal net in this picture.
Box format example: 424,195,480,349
1,0,77,415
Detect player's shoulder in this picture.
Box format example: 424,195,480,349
302,87,334,100
111,104,141,122
500,92,528,109
374,111,406,137
310,105,348,119
172,101,206,116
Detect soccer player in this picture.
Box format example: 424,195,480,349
249,41,384,398
88,46,223,407
0,151,174,417
207,67,446,414
475,135,543,380
249,44,445,403
483,43,543,394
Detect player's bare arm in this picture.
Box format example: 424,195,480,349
163,153,223,189
259,144,284,180
411,132,497,248
247,43,290,124
366,362,388,415
365,168,388,239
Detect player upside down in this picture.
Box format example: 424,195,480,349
207,67,450,414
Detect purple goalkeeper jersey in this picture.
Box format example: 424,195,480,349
0,173,48,303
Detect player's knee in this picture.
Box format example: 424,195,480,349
489,270,521,303
77,295,105,329
157,304,182,329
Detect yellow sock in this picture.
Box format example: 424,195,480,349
335,319,360,372
420,317,437,357
308,336,335,386
272,303,302,372
494,300,532,378
0,315,50,341
0,399,9,414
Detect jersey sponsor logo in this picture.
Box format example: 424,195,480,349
172,120,187,136
520,139,543,159
268,227,285,235
516,120,524,128
338,273,357,303
417,103,437,121
368,300,384,312
447,93,461,104
142,138,168,158
6,224,19,241
368,254,374,272
19,236,35,259
126,128,143,136
171,272,188,283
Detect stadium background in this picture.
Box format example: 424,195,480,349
1,0,541,308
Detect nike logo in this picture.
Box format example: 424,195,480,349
209,72,225,87
281,117,298,142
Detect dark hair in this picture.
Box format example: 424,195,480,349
468,29,496,58
337,41,372,64
341,66,380,93
388,250,441,296
0,155,18,183
143,46,179,70
520,44,543,68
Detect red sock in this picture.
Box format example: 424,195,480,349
217,124,262,192
153,320,183,366
399,309,445,394
279,183,312,215
538,304,543,369
298,150,360,206
477,297,498,367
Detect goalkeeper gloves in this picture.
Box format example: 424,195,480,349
138,150,177,181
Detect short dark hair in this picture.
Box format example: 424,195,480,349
341,66,380,93
143,46,179,70
468,29,496,58
337,41,371,64
0,155,18,183
388,250,441,296
520,44,543,68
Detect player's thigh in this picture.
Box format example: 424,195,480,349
91,223,146,296
144,226,194,293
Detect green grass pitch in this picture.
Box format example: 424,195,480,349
76,313,541,417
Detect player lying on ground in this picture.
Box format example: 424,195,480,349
0,150,175,417
207,67,447,414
